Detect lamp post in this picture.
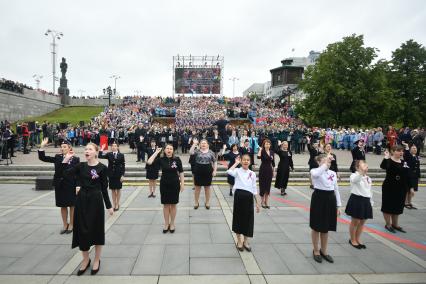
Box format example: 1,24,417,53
134,89,142,96
110,75,121,96
32,74,43,89
44,29,63,95
229,77,239,98
77,89,86,97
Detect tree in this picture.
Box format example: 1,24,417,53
296,34,396,127
388,40,426,127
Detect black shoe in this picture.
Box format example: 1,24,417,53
385,225,396,233
349,240,362,249
152,194,156,198
309,185,314,190
358,243,367,249
392,225,406,233
60,225,69,234
236,245,244,252
77,259,91,276
169,227,175,233
65,228,73,234
205,204,210,210
194,203,199,210
319,250,334,263
313,251,322,263
229,190,233,196
265,205,270,209
243,243,252,252
91,260,100,275
163,225,170,234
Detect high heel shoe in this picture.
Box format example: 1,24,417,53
91,260,101,275
169,226,175,233
205,204,210,210
77,259,91,276
60,224,69,235
194,203,199,210
163,225,170,234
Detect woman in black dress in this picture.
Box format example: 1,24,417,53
350,139,366,173
147,144,184,233
324,143,340,180
190,139,217,209
307,136,322,189
403,142,421,209
63,142,113,275
381,145,413,233
275,141,294,196
210,128,224,160
99,141,125,211
146,140,160,198
257,139,275,208
221,143,241,196
38,138,80,234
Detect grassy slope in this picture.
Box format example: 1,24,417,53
20,106,104,126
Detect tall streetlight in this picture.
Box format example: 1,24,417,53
77,89,86,97
229,77,239,98
32,74,43,89
44,29,63,95
134,89,142,96
110,75,121,96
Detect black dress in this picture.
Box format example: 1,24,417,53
70,162,112,251
38,150,80,207
380,158,411,215
307,143,320,170
258,149,275,196
404,149,420,191
350,146,366,173
155,156,183,204
275,150,294,189
145,148,160,180
98,151,125,189
223,151,241,185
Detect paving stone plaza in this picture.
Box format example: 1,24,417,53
0,148,425,283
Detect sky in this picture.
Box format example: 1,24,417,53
0,0,425,97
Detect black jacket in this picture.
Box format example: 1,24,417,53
98,151,125,177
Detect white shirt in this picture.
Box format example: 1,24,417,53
310,164,342,207
227,167,258,195
350,172,374,205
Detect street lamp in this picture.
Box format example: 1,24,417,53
134,89,142,96
32,74,43,89
44,29,63,95
229,77,239,98
110,75,121,96
77,89,86,97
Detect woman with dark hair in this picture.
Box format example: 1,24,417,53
221,143,241,196
147,144,184,233
275,140,294,196
146,140,160,198
324,143,340,180
63,142,113,275
38,137,80,234
310,154,341,263
99,141,125,211
257,139,275,208
381,145,413,233
403,142,421,209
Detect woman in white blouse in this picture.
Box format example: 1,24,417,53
345,160,373,249
227,154,261,252
309,154,342,264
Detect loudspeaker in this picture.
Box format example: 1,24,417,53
79,121,85,127
28,121,36,132
59,122,68,130
35,176,54,191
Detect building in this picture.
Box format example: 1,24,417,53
268,50,320,100
242,83,266,97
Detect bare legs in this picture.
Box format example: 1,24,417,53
194,186,211,207
311,230,329,255
163,204,177,230
148,180,157,196
60,207,74,230
349,218,366,245
110,189,121,210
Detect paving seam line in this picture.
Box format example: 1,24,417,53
213,185,263,275
288,185,426,269
57,186,142,275
0,190,54,217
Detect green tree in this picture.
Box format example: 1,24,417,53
388,40,426,127
296,34,396,127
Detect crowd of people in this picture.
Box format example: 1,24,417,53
0,78,32,94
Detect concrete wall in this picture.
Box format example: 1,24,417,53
0,89,62,122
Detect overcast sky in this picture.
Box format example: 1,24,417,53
1,0,425,97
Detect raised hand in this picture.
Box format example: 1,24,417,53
40,137,49,148
101,144,106,151
384,149,390,159
235,156,241,164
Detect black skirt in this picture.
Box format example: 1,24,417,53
310,189,337,233
194,163,213,186
54,180,76,207
345,193,373,220
232,189,254,237
160,175,180,204
109,176,122,189
146,169,159,180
